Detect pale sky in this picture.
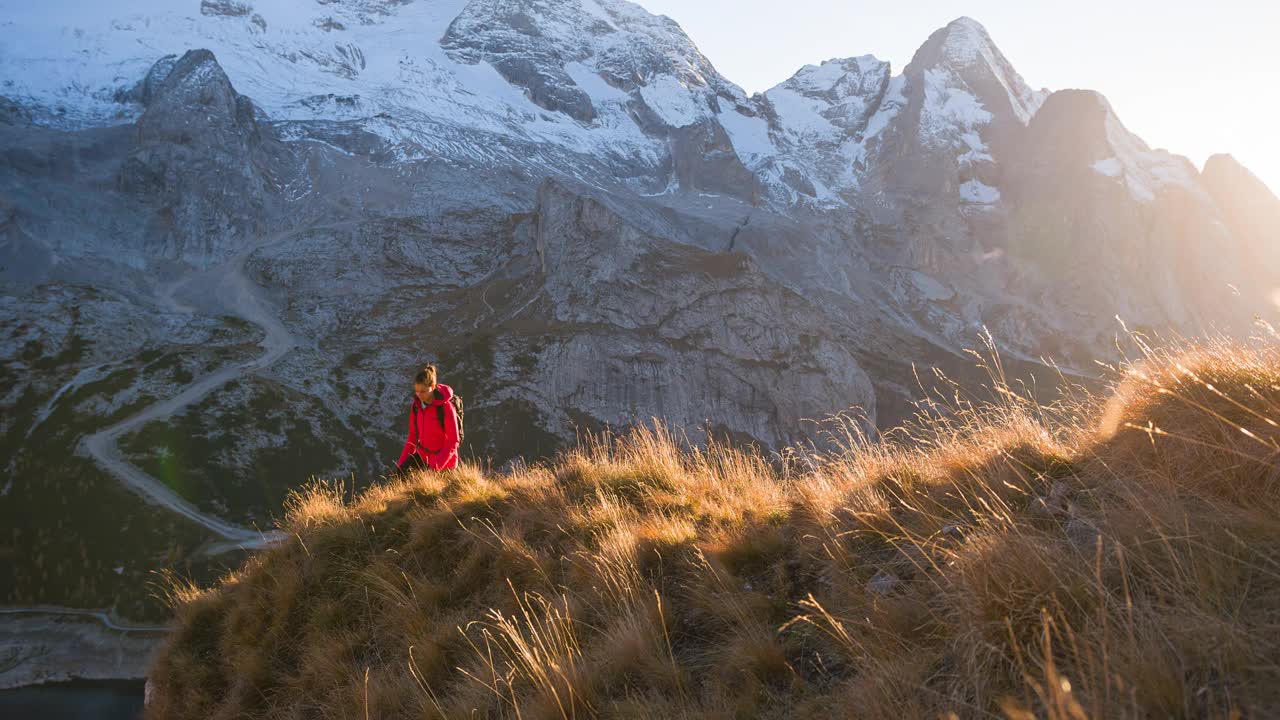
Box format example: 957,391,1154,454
641,0,1279,195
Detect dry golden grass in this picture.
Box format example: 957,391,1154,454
146,338,1280,719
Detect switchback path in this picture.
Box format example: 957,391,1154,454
79,243,302,550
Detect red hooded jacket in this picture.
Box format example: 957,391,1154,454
396,383,460,470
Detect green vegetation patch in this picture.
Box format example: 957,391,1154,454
0,365,222,620
120,378,366,527
0,313,271,619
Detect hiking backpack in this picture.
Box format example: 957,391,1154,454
437,391,465,446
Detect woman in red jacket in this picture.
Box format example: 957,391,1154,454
396,365,460,472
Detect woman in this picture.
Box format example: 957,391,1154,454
395,365,460,472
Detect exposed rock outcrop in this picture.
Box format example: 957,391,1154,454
117,50,278,264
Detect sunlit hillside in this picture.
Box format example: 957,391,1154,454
145,335,1280,719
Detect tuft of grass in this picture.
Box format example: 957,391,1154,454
147,338,1280,719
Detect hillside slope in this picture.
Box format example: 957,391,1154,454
3,0,1279,689
146,338,1280,718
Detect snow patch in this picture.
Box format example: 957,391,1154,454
787,60,850,94
958,130,993,165
1101,108,1201,203
861,74,906,140
763,56,887,149
937,17,1044,124
564,61,629,105
842,73,906,175
0,0,682,172
960,179,1000,204
580,0,619,26
718,107,774,166
1092,157,1122,177
765,86,835,141
938,18,990,66
755,61,902,202
920,68,992,150
639,74,706,128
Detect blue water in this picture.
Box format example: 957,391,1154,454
0,680,144,720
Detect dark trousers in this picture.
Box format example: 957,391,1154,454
398,454,430,473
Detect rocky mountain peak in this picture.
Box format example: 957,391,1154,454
1203,153,1272,195
136,49,257,142
775,57,888,110
931,17,999,67
780,56,889,99
1201,153,1280,270
761,55,892,145
1023,88,1115,161
906,16,1044,126
118,49,271,264
5,8,1280,679
441,0,730,125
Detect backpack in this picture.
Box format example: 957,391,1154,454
436,391,465,446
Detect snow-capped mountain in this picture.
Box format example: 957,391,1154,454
3,0,756,187
2,1,1277,671
4,0,1275,457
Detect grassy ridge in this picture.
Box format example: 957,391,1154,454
146,339,1280,718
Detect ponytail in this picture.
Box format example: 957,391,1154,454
414,364,438,388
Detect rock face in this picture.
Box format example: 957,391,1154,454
2,0,1275,458
0,2,1278,632
526,180,877,445
1201,153,1280,286
440,0,733,126
118,49,282,264
1000,90,1266,343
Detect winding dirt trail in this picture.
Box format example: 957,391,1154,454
80,250,296,550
